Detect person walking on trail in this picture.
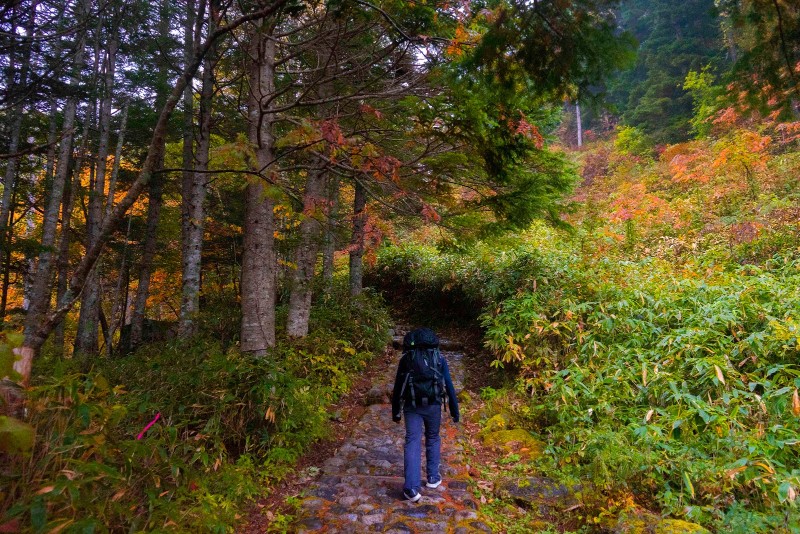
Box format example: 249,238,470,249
391,327,460,502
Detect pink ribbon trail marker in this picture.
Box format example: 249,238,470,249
136,412,161,440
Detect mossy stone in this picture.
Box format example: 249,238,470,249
615,518,648,534
496,476,575,507
481,428,544,458
654,519,710,534
614,512,709,534
482,413,510,433
612,508,658,533
457,389,472,405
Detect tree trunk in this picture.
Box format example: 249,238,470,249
179,1,216,337
76,34,119,360
286,168,327,337
0,2,33,222
241,27,277,355
349,180,367,297
42,88,61,192
54,114,92,355
0,182,20,325
575,102,583,148
53,167,78,355
129,0,174,349
14,0,292,387
42,97,60,205
0,2,36,323
23,0,89,343
105,98,129,216
0,94,24,266
179,0,196,336
129,161,165,348
286,72,335,337
322,175,339,290
107,216,132,356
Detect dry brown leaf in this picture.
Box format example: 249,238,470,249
46,520,74,534
265,406,276,423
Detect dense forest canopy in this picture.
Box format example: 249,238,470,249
606,0,727,143
585,0,800,144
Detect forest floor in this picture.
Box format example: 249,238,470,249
242,326,495,533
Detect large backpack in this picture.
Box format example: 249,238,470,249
399,328,446,409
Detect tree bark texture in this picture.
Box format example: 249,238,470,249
349,180,367,297
105,98,129,216
179,1,215,338
19,98,64,328
129,162,164,348
286,168,327,337
76,34,118,359
106,216,131,356
322,175,339,289
285,70,336,337
22,0,88,342
179,0,196,337
54,110,92,354
0,182,20,324
241,27,277,355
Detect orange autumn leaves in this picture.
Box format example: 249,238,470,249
608,181,679,228
665,130,772,187
576,112,799,254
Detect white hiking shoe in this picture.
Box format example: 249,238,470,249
426,477,442,489
403,488,422,502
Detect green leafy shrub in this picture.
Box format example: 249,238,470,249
375,229,800,532
614,126,652,157
1,290,390,532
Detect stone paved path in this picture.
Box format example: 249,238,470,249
293,332,492,533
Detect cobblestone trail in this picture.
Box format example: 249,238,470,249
294,333,492,533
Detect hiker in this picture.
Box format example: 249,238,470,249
391,327,460,502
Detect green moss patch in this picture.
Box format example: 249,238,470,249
655,519,710,534
481,413,511,433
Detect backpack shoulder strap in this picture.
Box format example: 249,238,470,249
400,350,417,408
430,348,443,377
434,350,447,408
